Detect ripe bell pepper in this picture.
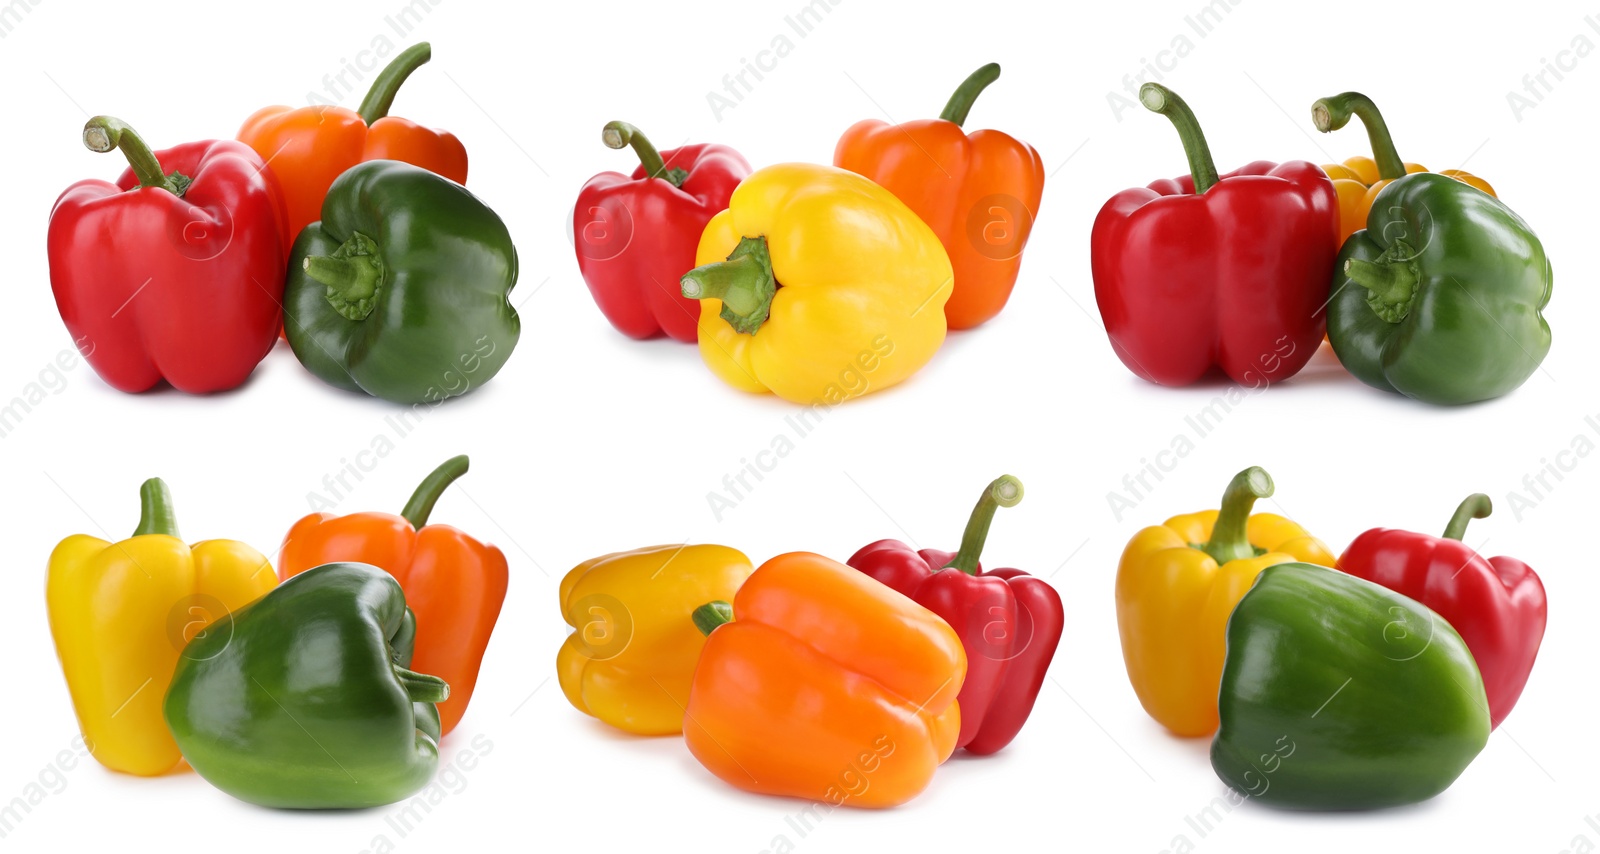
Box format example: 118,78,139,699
47,478,277,775
1338,494,1546,729
48,116,289,393
556,544,753,735
680,163,953,405
685,553,965,808
1328,173,1552,405
1310,91,1496,243
238,43,467,240
278,456,507,735
1115,467,1335,737
847,475,1062,755
283,160,521,404
1212,563,1489,810
165,562,449,809
833,63,1045,330
574,122,750,342
1091,84,1338,387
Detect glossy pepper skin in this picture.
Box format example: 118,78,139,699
685,553,965,808
575,122,750,342
681,163,953,405
48,117,289,393
556,544,753,735
238,43,467,240
279,456,507,736
834,64,1044,330
1091,84,1338,387
1310,92,1496,243
1339,494,1546,729
1328,173,1551,405
848,475,1062,755
1116,467,1335,737
1212,563,1489,810
284,160,520,404
165,562,449,809
47,478,276,776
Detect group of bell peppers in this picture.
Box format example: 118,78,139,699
557,476,1063,807
1115,466,1547,810
573,63,1046,405
45,457,508,809
46,43,521,404
1091,85,1552,405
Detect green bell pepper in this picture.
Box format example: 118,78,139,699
285,160,520,405
1211,563,1489,810
1328,172,1551,405
164,562,450,809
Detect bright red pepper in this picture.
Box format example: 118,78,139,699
847,475,1063,755
1338,494,1546,729
574,122,750,343
48,117,288,393
1090,84,1337,387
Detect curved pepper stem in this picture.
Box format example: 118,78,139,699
680,236,777,335
943,475,1025,575
1443,494,1493,541
82,116,189,197
394,666,450,704
358,42,432,125
303,232,387,322
400,455,470,529
602,121,689,189
1201,467,1272,565
1311,92,1406,181
1140,83,1221,195
692,601,734,637
938,63,1001,127
133,477,181,538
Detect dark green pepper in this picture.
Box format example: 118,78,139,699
1328,172,1551,405
1211,563,1488,810
285,160,520,404
164,562,449,809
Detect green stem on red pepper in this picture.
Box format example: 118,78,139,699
393,666,450,704
1311,92,1406,181
1200,467,1273,565
1443,494,1493,541
680,236,777,335
82,116,190,197
357,42,433,125
133,478,181,538
602,121,689,188
944,475,1025,574
1140,83,1220,195
939,63,1001,127
400,456,470,528
693,601,735,636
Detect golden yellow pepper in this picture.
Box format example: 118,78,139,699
1114,467,1334,738
681,162,953,405
46,478,276,775
557,544,753,735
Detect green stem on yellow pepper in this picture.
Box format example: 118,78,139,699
1443,494,1493,541
133,478,181,538
1200,467,1273,565
693,601,734,636
401,456,470,529
602,121,689,188
1141,83,1220,194
358,42,433,125
394,666,450,704
944,475,1025,574
1311,92,1407,181
939,63,1001,127
82,116,189,197
680,236,777,335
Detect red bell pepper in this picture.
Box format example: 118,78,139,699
573,122,750,343
1338,494,1546,729
847,475,1063,755
48,116,288,393
1090,84,1338,387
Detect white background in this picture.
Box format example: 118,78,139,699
0,0,1594,851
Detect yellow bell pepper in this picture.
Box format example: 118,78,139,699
557,544,753,735
1114,467,1334,738
46,478,276,775
680,162,953,405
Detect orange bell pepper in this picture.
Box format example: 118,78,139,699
834,63,1044,330
684,552,965,808
278,456,506,735
238,42,468,239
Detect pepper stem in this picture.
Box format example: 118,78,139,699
680,236,777,335
358,43,433,125
938,63,1001,126
303,232,386,322
394,666,450,704
943,475,1024,574
692,601,734,637
400,456,470,528
1140,84,1221,194
602,121,688,188
132,478,181,538
1200,467,1272,565
82,116,189,196
1311,92,1406,180
1443,494,1492,541
1344,251,1419,324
